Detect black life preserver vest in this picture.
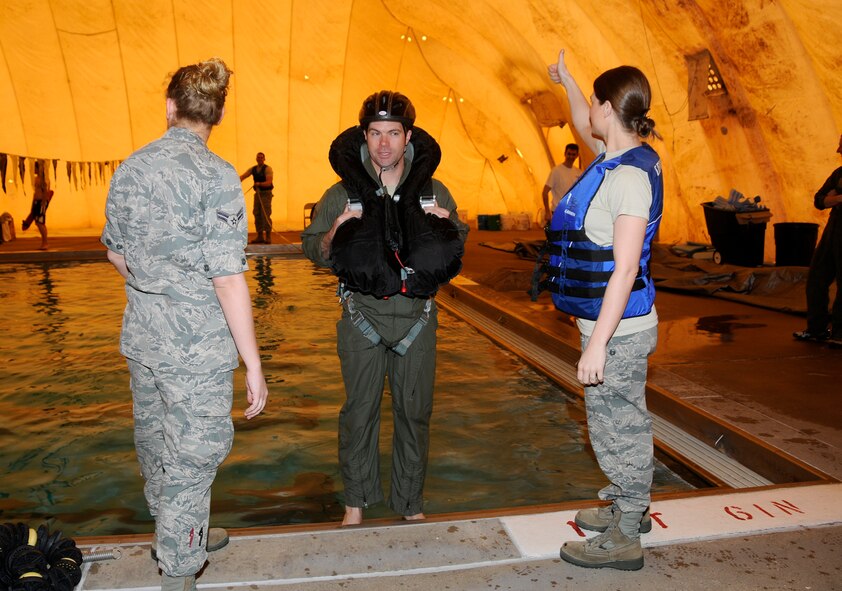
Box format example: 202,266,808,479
250,164,273,191
328,125,463,298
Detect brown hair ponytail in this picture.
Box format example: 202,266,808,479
166,57,232,126
594,66,661,140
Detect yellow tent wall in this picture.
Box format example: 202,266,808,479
1,0,841,260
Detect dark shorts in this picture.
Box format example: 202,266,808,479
29,199,48,224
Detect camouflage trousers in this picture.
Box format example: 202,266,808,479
580,326,658,513
252,189,273,234
128,360,234,577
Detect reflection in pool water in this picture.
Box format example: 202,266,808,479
0,258,694,536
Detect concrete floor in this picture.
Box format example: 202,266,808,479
2,228,841,590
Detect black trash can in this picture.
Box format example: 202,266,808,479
702,202,771,266
477,214,501,231
773,222,819,267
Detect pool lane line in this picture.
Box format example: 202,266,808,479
435,282,831,487
434,287,773,488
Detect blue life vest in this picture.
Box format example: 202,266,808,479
541,144,663,320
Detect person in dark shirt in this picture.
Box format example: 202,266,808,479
240,152,274,244
21,160,52,250
794,134,842,347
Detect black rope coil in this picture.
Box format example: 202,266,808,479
0,523,82,591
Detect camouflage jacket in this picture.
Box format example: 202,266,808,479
102,126,248,373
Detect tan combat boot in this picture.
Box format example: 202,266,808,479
560,509,644,570
161,573,196,591
575,503,652,533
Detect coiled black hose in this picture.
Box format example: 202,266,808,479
0,523,82,591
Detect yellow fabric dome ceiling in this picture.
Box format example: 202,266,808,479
1,0,841,259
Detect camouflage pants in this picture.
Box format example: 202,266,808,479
252,189,273,234
580,326,657,513
128,360,234,577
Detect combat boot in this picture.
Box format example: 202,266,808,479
575,503,652,533
560,509,644,570
151,527,229,561
161,573,196,591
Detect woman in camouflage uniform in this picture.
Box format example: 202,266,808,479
102,58,268,591
547,50,663,572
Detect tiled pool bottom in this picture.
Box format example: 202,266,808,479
0,258,694,537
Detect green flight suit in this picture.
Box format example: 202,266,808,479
302,141,468,516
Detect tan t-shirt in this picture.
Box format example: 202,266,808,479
576,145,658,337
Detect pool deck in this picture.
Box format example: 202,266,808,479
2,229,841,590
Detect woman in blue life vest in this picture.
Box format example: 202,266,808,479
547,50,663,571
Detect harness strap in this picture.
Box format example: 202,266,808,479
540,276,648,298
339,286,432,356
529,241,551,302
542,265,645,282
391,298,432,356
542,244,616,262
566,247,615,262
339,287,382,347
546,228,589,242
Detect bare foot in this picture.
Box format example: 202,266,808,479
403,513,425,521
38,244,48,250
342,506,363,526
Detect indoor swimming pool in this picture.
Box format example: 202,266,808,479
0,257,695,536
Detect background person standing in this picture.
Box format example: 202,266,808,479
102,58,268,591
541,143,581,224
794,134,842,347
240,152,274,244
21,160,52,250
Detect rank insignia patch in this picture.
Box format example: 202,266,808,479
217,207,245,227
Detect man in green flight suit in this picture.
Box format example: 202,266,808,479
302,90,468,526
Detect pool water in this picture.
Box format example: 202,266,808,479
0,258,694,536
